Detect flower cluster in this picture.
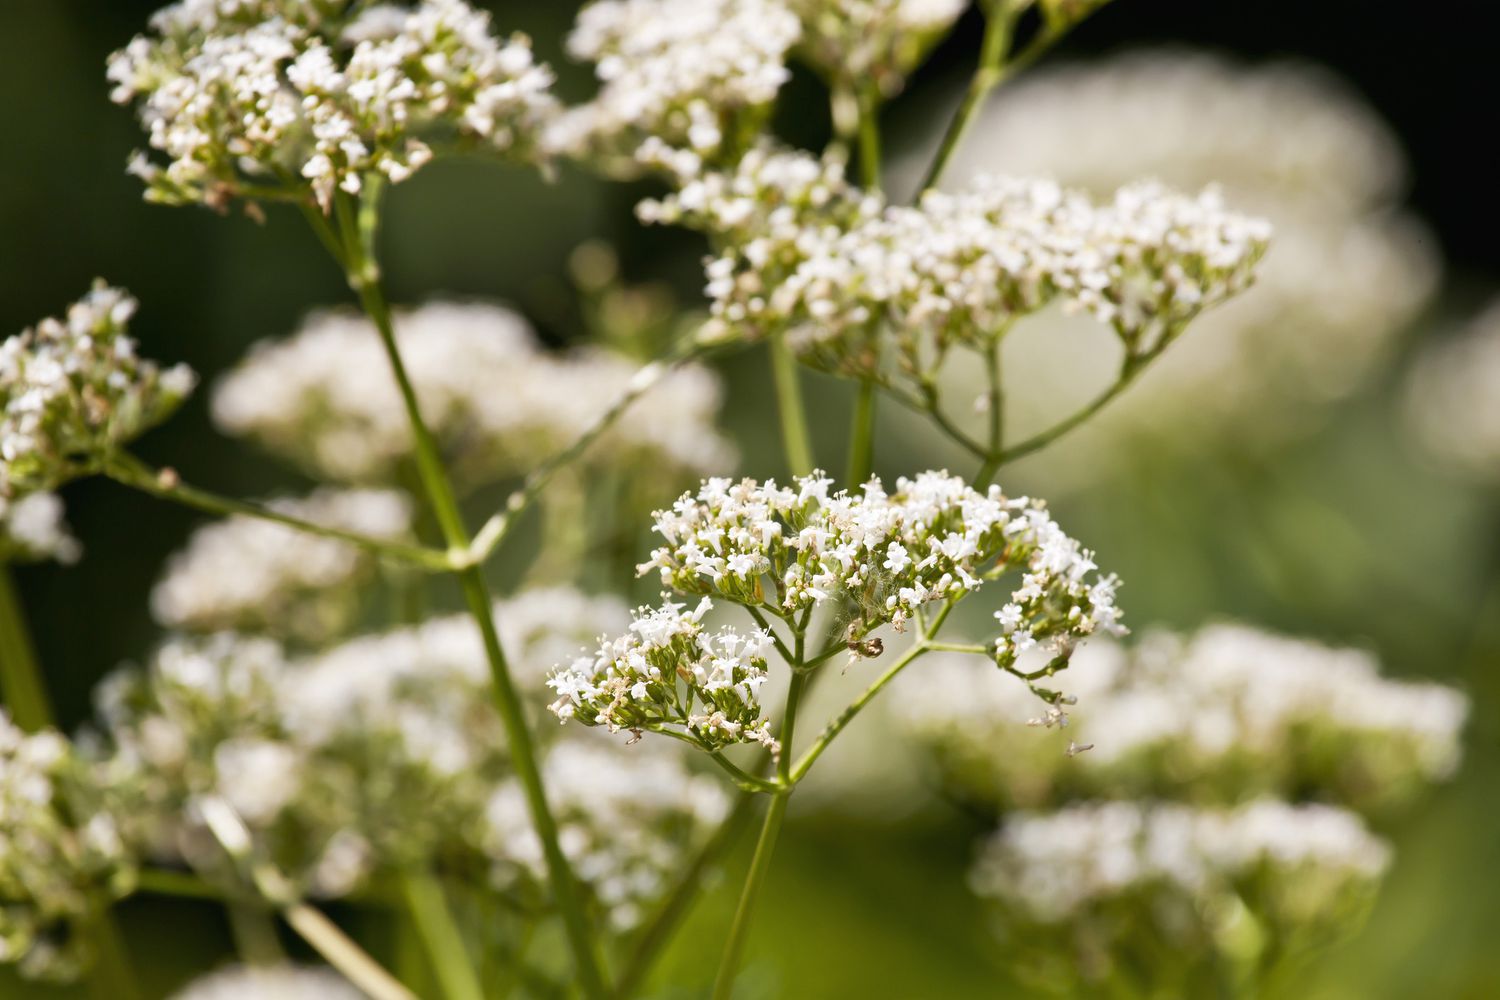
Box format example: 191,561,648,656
644,145,1269,381
970,798,1389,990
640,471,1120,654
149,488,413,644
791,0,965,97
2,282,194,499
484,739,730,930
897,623,1469,813
547,598,779,752
1404,298,1500,482
211,301,734,489
169,964,360,1000
1,712,135,982
108,0,558,211
0,492,80,565
548,0,800,168
923,51,1436,465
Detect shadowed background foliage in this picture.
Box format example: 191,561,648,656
2,1,1497,997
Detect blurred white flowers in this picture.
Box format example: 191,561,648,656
169,963,361,1000
1405,298,1500,481
108,0,558,210
212,301,734,489
0,492,80,565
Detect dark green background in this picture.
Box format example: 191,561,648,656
3,2,1496,997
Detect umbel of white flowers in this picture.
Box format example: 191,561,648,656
1,282,194,500
640,143,1272,386
211,301,735,488
547,471,1122,752
897,622,1470,814
107,0,559,211
0,492,80,565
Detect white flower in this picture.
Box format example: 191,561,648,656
168,964,361,1000
0,492,80,565
1405,298,1500,481
792,0,965,96
2,282,194,499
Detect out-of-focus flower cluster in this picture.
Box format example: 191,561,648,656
0,492,79,565
893,621,1466,992
168,963,360,1000
1404,298,1500,482
211,301,734,490
1,282,194,500
485,739,730,930
1,712,135,982
91,587,729,931
921,51,1436,466
898,623,1469,814
549,0,800,168
969,799,1389,993
643,144,1269,385
149,488,413,643
108,0,558,211
791,0,965,98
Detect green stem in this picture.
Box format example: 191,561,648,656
331,185,606,999
846,379,877,488
225,900,286,968
973,338,1004,488
709,791,789,1000
102,452,452,571
856,88,882,191
613,792,758,999
283,902,418,1000
133,867,224,901
918,3,1018,192
996,355,1150,465
0,567,52,731
85,899,141,1000
399,871,486,1000
769,335,816,478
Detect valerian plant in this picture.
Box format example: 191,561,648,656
5,1,1400,998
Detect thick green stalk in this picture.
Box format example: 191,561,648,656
225,901,286,968
332,189,606,999
0,567,52,731
710,791,789,1000
283,903,418,1000
846,379,877,488
399,871,486,1000
769,335,815,478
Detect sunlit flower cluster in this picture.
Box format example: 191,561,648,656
791,0,965,97
923,51,1436,463
485,739,730,930
1,712,134,982
108,0,558,211
640,471,1121,653
1,282,194,499
1404,298,1500,482
149,488,413,643
644,145,1268,381
169,963,360,1000
211,301,734,489
547,597,779,753
0,492,80,565
897,624,1469,813
971,798,1389,982
549,0,800,168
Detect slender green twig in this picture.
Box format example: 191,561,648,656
328,182,607,998
399,871,486,1000
101,451,455,571
769,334,816,478
0,568,53,731
995,350,1156,465
846,379,878,488
225,901,286,968
283,902,418,1000
856,87,883,191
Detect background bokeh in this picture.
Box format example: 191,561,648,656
3,2,1497,997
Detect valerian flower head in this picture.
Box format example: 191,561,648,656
484,739,731,931
547,598,780,753
970,798,1390,983
897,623,1468,814
0,492,80,565
1,282,195,499
1405,298,1500,482
211,301,734,488
108,0,558,211
791,0,965,98
1,713,135,982
639,471,1121,653
548,0,801,170
168,963,360,1000
642,144,1270,383
149,488,414,643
